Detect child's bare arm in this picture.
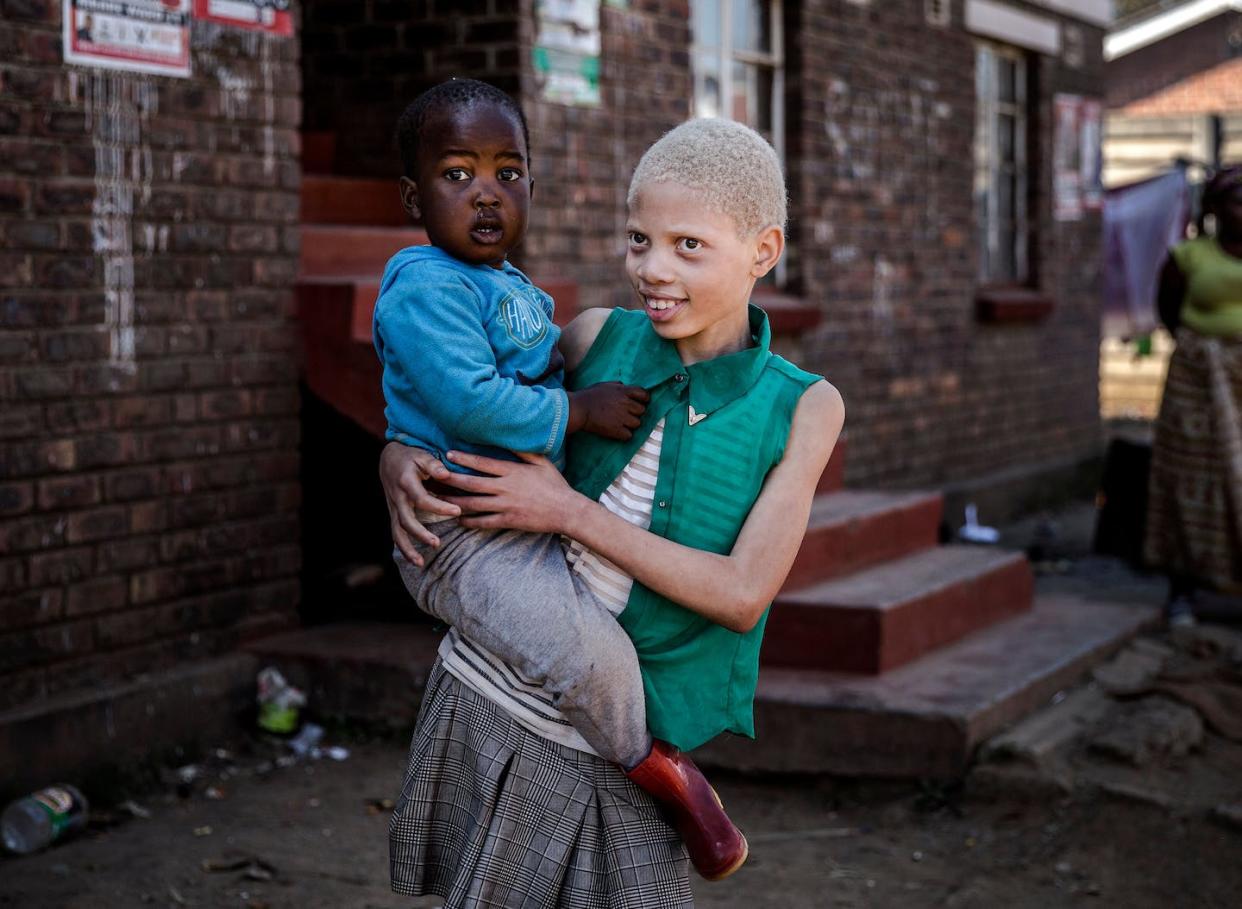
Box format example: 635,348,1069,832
443,380,844,633
567,384,649,440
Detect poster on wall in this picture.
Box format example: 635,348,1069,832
193,0,293,36
1079,98,1104,211
63,0,192,78
1054,93,1084,222
533,0,601,107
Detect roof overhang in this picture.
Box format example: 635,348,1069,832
1106,0,1242,60
966,0,1062,54
1027,0,1114,28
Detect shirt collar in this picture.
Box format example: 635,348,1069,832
625,304,772,416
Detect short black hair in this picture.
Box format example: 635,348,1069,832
396,79,530,179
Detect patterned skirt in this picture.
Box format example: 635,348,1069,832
389,659,693,909
1144,328,1242,591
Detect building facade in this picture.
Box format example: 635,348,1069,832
0,0,1109,778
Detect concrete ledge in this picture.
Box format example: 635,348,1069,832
243,621,442,729
695,596,1158,779
940,450,1104,530
0,654,258,801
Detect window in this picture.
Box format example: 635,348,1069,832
691,0,786,286
690,0,784,158
974,42,1029,285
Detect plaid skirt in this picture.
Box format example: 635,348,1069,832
1144,328,1242,591
389,659,693,908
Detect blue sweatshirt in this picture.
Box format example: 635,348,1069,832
372,245,569,472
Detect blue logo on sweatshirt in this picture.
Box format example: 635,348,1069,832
499,289,549,350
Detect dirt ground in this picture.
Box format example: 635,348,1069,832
5,502,1242,908
2,732,1241,909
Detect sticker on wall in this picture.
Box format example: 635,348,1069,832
533,0,601,107
1054,94,1104,220
193,0,293,36
63,0,192,78
1053,94,1083,222
1079,98,1104,211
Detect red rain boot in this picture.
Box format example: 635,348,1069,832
626,740,748,880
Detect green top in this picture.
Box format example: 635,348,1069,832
1171,236,1242,337
564,305,822,751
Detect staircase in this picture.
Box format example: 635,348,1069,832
273,133,1155,779
712,442,1154,778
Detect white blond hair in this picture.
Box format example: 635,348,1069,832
627,118,786,237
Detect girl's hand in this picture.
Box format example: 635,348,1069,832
379,442,462,566
439,450,585,535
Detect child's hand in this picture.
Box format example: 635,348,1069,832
567,383,649,440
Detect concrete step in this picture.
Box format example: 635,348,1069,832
301,175,407,226
766,544,1033,673
782,488,941,592
243,622,442,728
299,225,429,279
698,595,1158,778
297,276,381,344
0,654,258,798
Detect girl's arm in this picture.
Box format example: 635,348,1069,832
558,305,614,371
444,380,844,633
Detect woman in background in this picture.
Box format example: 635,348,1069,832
1147,166,1242,625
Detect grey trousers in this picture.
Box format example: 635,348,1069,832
395,522,651,768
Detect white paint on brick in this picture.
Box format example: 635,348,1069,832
81,71,157,369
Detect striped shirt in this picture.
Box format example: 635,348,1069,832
439,419,666,755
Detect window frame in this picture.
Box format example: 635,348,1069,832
974,39,1030,287
690,0,787,281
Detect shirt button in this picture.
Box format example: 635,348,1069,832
673,373,686,383
658,500,668,508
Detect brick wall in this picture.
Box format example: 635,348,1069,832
784,0,1104,489
1106,11,1242,111
300,0,523,178
0,3,303,712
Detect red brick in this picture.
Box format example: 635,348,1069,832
27,546,93,586
1,0,60,24
1,588,64,628
66,506,130,544
97,537,160,573
65,577,128,618
0,176,29,212
103,467,161,502
37,474,101,510
0,556,25,590
0,481,33,516
44,399,109,433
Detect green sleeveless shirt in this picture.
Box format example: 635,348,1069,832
564,305,822,751
1171,236,1242,337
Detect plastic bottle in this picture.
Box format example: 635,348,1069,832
1,785,89,855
